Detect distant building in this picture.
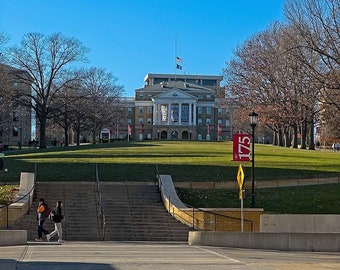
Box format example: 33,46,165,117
104,73,232,141
48,72,234,144
0,64,32,147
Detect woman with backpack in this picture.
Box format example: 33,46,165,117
46,200,64,243
35,198,50,241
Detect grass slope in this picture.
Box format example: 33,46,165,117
1,141,339,213
1,141,339,183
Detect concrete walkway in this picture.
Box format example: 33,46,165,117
0,241,339,270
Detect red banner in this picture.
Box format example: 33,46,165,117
128,125,132,136
232,134,251,162
218,124,222,135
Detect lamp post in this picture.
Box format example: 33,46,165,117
249,111,258,208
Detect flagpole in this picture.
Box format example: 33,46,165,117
174,36,177,81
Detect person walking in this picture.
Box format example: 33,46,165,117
46,201,64,243
35,198,50,241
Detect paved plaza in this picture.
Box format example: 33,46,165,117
0,241,339,270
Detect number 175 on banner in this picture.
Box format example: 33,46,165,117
232,134,251,162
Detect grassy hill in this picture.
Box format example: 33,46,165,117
1,141,339,213
1,141,339,183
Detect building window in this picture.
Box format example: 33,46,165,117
13,127,18,137
198,118,202,126
186,79,200,85
207,94,211,100
198,94,203,100
198,107,202,115
147,106,152,114
202,79,216,86
206,107,211,115
218,108,222,115
206,118,211,125
127,118,132,124
139,118,143,125
147,118,152,125
139,93,143,98
13,111,19,122
128,107,133,114
139,107,144,114
225,120,230,127
218,119,222,125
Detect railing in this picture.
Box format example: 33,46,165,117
0,184,35,229
155,166,254,232
95,164,106,240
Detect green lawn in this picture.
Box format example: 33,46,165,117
176,184,340,214
1,141,339,183
1,141,339,213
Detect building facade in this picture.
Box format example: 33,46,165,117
130,73,232,141
0,64,32,148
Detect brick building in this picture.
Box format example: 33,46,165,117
0,64,32,147
122,73,232,141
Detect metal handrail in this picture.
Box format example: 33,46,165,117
155,166,254,232
0,183,35,229
95,164,106,240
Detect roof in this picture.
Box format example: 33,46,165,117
135,80,215,93
144,73,223,82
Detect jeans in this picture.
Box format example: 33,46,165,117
38,219,49,238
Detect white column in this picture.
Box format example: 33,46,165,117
167,103,171,125
158,104,161,125
153,103,157,125
179,103,182,125
193,103,197,126
189,103,192,126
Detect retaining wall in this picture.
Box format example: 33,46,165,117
188,231,340,252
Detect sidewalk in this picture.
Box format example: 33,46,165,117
0,241,338,270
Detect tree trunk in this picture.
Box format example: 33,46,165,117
308,122,315,150
278,128,284,147
300,121,307,149
39,116,47,148
64,125,69,147
291,123,298,148
283,127,291,148
76,128,81,146
92,129,96,144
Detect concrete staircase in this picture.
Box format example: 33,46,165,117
101,183,190,241
11,182,190,242
11,182,100,241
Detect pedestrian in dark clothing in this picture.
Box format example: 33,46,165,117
35,198,50,241
46,201,65,243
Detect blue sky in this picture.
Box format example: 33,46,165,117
0,0,285,96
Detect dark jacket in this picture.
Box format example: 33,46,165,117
51,206,63,223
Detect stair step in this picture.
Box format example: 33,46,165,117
11,182,190,241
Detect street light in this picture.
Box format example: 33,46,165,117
249,111,258,208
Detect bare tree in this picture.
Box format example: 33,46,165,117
285,0,340,106
6,32,88,148
51,81,85,146
81,67,123,144
285,0,340,143
224,22,322,149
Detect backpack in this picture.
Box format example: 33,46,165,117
42,204,51,219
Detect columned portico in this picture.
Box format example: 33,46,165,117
151,89,198,139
